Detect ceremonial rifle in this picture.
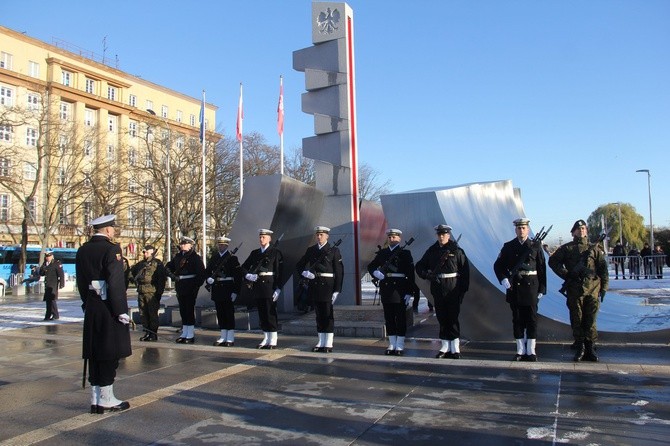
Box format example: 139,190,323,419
245,233,284,289
505,225,552,280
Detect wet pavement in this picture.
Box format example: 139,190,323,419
0,292,668,445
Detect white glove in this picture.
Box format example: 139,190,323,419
331,292,339,304
404,295,413,307
118,313,130,325
231,293,237,302
538,293,543,300
373,270,385,281
302,270,315,280
206,277,214,285
501,278,511,290
245,273,258,282
272,289,280,302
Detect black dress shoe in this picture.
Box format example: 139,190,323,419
514,354,524,361
214,340,226,346
435,351,447,359
323,347,333,353
524,354,538,362
394,350,404,356
451,352,461,359
183,337,195,344
223,341,234,347
140,333,151,341
147,334,158,342
257,344,266,349
96,401,130,414
90,405,98,414
263,345,276,350
312,346,324,352
385,349,395,356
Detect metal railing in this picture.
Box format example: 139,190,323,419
608,254,667,279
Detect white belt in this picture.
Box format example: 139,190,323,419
258,272,274,276
316,272,334,277
518,271,537,276
386,273,406,278
215,277,234,282
437,273,458,278
179,274,196,279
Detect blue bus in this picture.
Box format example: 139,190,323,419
0,245,77,285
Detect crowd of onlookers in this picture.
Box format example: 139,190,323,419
608,242,667,280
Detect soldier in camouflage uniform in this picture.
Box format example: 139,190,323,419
548,219,608,362
130,245,167,341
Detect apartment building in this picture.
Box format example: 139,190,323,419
0,25,218,258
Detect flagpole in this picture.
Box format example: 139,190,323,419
237,82,244,200
201,90,207,266
278,75,284,176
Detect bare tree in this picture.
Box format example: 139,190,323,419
0,90,93,273
358,163,393,202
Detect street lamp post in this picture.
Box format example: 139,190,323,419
147,109,172,287
616,202,623,245
635,169,654,249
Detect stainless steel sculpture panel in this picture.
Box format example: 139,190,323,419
381,180,670,342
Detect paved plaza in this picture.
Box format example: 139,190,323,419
0,290,668,445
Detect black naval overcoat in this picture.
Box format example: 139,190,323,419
40,259,65,300
367,246,416,304
76,235,132,361
296,242,344,303
206,250,242,301
241,246,283,300
493,238,547,306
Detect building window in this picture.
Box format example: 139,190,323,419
59,135,68,155
60,101,71,120
146,100,153,111
107,85,117,101
106,145,115,161
129,120,137,137
145,153,153,168
128,148,136,166
144,207,154,227
85,78,95,94
129,94,137,107
176,136,184,150
128,178,137,193
57,167,66,185
29,61,40,78
27,197,37,221
58,199,69,224
0,52,12,70
83,171,91,187
128,206,137,227
0,157,11,177
161,105,168,118
0,194,9,222
176,110,183,123
108,115,117,133
24,162,37,180
0,85,13,106
82,202,92,224
189,114,195,126
84,139,93,157
61,70,72,87
0,124,12,142
84,108,95,127
26,128,37,146
27,92,39,110
144,180,153,195
106,174,115,189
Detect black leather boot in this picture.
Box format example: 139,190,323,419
573,341,585,362
583,341,599,362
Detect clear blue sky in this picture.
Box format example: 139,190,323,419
4,0,669,244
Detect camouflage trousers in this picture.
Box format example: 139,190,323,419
566,293,600,343
138,292,160,334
